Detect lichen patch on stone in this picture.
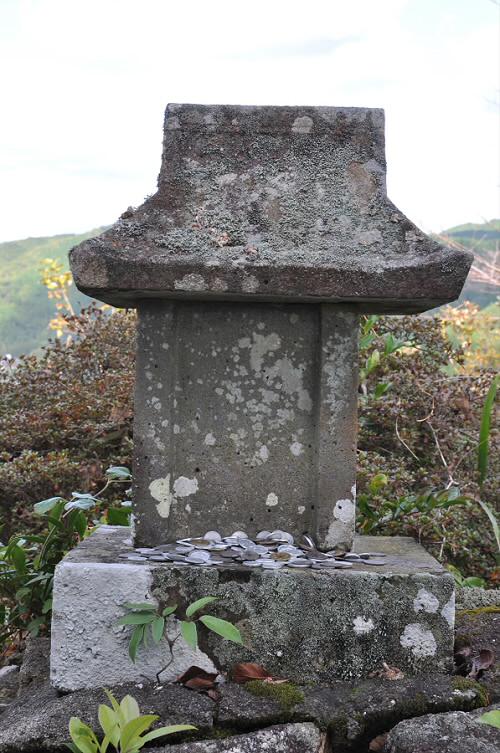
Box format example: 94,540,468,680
413,588,439,614
400,623,437,658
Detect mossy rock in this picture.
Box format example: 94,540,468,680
244,680,305,711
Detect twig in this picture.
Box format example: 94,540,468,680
425,420,456,489
156,633,181,683
395,415,420,462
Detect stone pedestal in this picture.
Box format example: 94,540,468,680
51,527,455,691
134,302,358,549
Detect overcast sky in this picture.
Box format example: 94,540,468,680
0,0,498,242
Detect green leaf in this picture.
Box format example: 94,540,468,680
128,625,144,663
162,604,177,617
71,737,97,753
65,498,97,512
117,612,157,625
180,620,198,649
106,466,132,480
477,498,500,555
151,616,165,643
478,374,498,486
10,544,26,573
141,725,197,743
98,704,119,746
68,718,98,753
34,497,65,515
462,576,487,588
74,511,88,538
107,507,131,526
479,709,500,729
119,694,140,725
185,596,218,618
103,689,120,713
199,615,243,644
120,715,158,753
123,602,157,612
65,744,81,753
42,598,53,614
373,382,390,399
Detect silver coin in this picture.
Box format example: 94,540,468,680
231,530,248,539
149,555,170,562
204,530,222,542
176,545,194,554
242,560,263,567
357,552,387,558
318,560,353,569
287,559,311,568
252,544,270,555
342,553,362,561
261,560,285,569
124,555,147,562
269,530,294,544
256,530,272,540
135,547,155,554
358,558,386,566
167,553,188,562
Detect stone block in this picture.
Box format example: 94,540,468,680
70,104,472,313
133,302,358,549
51,527,455,691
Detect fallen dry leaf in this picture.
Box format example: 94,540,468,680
176,665,218,690
233,662,288,684
369,662,404,680
468,648,495,680
369,733,388,751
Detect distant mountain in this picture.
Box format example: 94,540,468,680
438,219,499,308
0,220,498,357
0,228,104,356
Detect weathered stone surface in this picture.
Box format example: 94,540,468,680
456,587,500,611
152,724,323,753
70,104,471,313
51,528,217,691
18,636,50,693
455,607,500,702
297,676,487,751
0,672,486,753
384,705,500,753
217,683,287,729
51,527,455,690
0,682,214,752
0,666,18,693
133,301,358,548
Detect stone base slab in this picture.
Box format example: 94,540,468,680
51,527,455,691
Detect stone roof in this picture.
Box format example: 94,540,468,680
69,104,472,312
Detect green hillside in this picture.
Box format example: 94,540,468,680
0,228,105,356
439,219,499,308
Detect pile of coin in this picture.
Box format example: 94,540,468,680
118,530,387,570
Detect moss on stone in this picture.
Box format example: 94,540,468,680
245,680,305,710
457,606,500,617
452,677,490,707
209,727,239,740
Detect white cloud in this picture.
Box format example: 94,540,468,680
0,0,497,240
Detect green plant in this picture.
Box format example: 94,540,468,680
446,564,486,588
476,375,499,558
357,481,468,535
0,467,131,651
479,709,500,729
67,689,195,753
118,597,242,676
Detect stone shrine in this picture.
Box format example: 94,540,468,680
50,105,472,691
69,104,471,551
